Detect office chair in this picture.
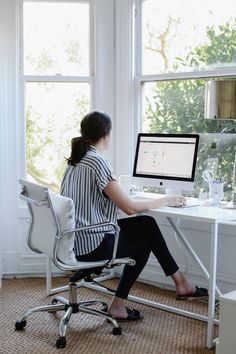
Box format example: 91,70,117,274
15,179,135,348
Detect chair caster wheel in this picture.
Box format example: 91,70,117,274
112,326,122,335
15,320,27,330
56,336,67,348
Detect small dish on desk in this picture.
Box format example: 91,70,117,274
220,201,236,209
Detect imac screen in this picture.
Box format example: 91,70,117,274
133,133,199,189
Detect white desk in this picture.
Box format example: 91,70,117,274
132,194,236,349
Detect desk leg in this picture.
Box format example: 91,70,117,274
167,217,222,298
207,222,218,349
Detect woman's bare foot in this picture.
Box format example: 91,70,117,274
171,270,196,297
108,297,128,319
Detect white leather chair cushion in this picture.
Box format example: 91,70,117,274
49,191,77,264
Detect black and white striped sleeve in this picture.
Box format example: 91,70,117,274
95,157,117,192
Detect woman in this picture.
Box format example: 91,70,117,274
61,110,208,321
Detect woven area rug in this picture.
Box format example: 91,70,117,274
0,277,217,354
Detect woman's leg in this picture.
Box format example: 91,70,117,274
114,216,196,301
78,216,197,319
76,232,147,319
115,215,178,299
109,215,178,318
114,219,152,299
131,215,196,296
108,218,152,319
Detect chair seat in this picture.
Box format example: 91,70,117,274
58,256,134,269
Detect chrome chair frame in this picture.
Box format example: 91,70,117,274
15,179,135,348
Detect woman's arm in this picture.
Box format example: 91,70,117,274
103,180,186,215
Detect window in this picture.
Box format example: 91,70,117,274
135,0,236,197
21,1,92,191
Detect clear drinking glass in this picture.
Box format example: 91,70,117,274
209,181,224,206
198,191,208,206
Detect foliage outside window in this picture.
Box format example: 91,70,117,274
23,1,91,191
139,0,236,198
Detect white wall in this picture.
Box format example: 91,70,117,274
114,0,136,176
0,0,21,278
0,0,236,295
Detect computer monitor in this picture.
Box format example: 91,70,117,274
132,133,199,193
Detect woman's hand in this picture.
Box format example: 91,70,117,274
165,195,186,207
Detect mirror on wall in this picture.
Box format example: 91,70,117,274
204,79,236,119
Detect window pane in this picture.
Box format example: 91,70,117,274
25,82,90,190
24,2,90,75
142,0,236,74
142,80,236,197
142,80,206,132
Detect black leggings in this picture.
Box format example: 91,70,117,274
77,215,179,299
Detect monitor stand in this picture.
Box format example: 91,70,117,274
165,188,182,196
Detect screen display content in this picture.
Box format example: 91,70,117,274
133,133,199,191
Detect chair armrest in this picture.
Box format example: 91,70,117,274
61,221,120,236
60,222,120,268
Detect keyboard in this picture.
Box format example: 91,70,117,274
169,198,200,208
132,193,200,208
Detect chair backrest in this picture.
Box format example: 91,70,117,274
50,191,76,263
19,179,76,264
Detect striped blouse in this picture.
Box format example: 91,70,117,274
60,146,118,256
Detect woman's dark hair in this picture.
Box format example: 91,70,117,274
66,111,112,166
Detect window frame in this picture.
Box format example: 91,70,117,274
130,0,236,195
18,0,95,183
134,0,236,133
